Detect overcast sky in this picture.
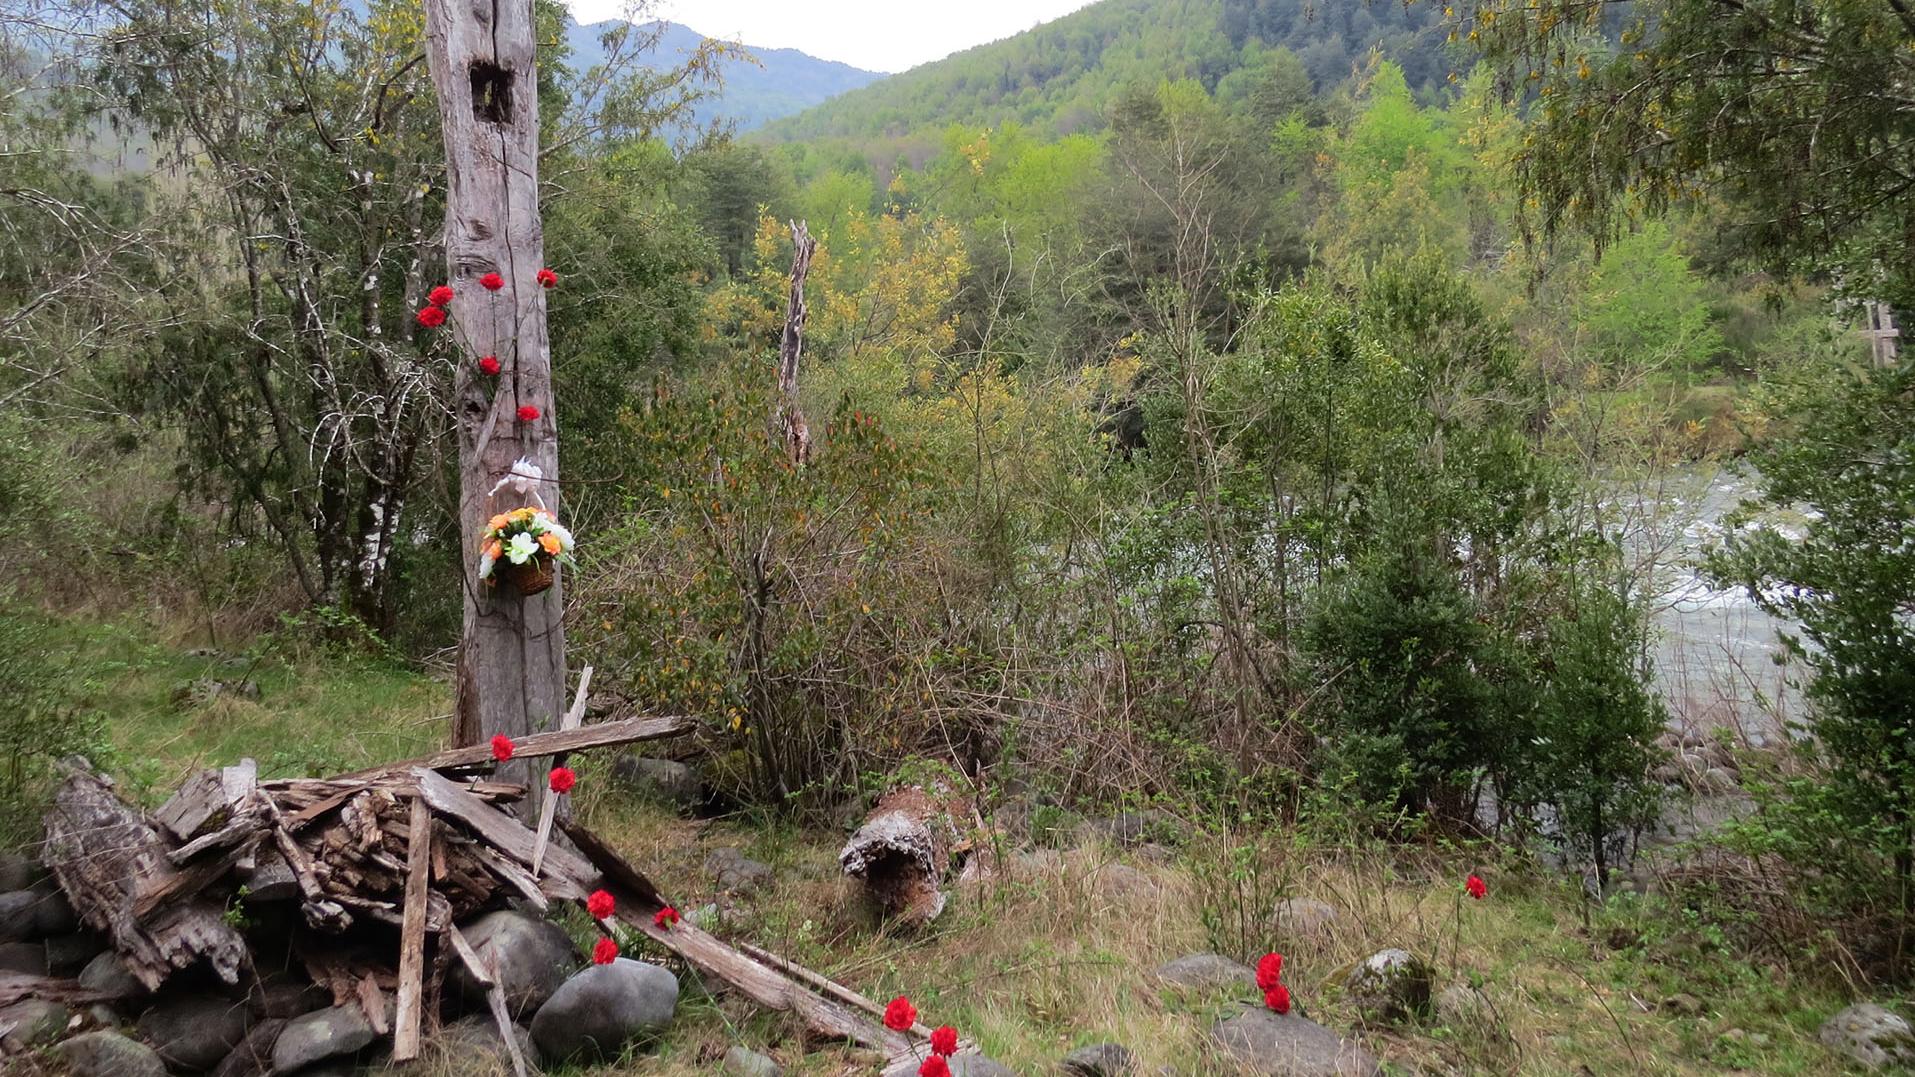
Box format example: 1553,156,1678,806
561,0,1101,74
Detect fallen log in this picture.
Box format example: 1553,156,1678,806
838,782,970,925
41,759,248,991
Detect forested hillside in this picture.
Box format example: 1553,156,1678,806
762,0,1447,143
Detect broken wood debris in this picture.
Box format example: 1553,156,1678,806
19,670,924,1071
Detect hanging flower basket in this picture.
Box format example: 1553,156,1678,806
477,506,576,596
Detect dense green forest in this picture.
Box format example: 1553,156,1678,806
3,0,1914,1070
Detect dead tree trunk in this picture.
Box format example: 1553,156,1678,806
422,0,566,809
838,783,968,926
775,220,816,465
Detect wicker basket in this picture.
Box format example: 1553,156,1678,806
501,556,555,596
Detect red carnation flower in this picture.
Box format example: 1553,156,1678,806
517,404,541,422
1256,952,1284,993
929,1025,958,1057
548,765,576,794
416,305,446,328
479,272,505,291
918,1057,950,1077
1466,874,1487,900
477,355,501,376
489,734,514,762
587,889,615,920
536,267,558,288
882,996,916,1032
427,285,455,307
653,905,680,929
1265,983,1292,1015
592,936,618,965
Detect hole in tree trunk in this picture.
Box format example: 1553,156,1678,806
469,61,513,124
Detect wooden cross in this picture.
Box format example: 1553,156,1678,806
1863,300,1901,367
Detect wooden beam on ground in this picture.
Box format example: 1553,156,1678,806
391,795,433,1062
530,665,592,876
329,713,691,781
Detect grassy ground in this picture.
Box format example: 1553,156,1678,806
6,614,1882,1075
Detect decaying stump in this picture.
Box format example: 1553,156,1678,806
838,783,971,925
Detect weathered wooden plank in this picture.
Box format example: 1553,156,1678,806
324,714,691,782
391,796,433,1061
446,924,527,1077
530,665,593,876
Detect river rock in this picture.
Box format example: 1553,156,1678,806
1274,898,1340,938
138,995,253,1070
1152,953,1256,994
612,756,702,810
0,850,38,892
0,941,42,975
529,957,678,1062
1062,1041,1136,1075
1210,1009,1382,1076
1820,1002,1915,1070
0,998,70,1050
78,952,146,1000
1344,948,1432,1024
723,1044,783,1076
0,882,73,941
57,1028,168,1077
271,1005,375,1072
44,931,106,976
706,848,774,894
950,1056,1017,1077
450,909,578,1017
249,976,330,1019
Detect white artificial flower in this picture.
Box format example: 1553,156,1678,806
505,532,539,565
477,547,497,579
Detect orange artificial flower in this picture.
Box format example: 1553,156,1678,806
538,533,563,555
488,513,510,532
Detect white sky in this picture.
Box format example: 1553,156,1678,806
562,0,1100,74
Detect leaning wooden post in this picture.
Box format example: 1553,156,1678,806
421,0,566,810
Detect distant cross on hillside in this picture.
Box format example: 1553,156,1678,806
1862,301,1901,367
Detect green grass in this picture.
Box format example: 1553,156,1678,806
3,610,1883,1075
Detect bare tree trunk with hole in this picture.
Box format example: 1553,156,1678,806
422,0,565,811
776,220,816,465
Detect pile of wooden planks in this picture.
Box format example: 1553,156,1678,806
28,671,929,1074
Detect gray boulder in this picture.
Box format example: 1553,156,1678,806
1274,898,1340,939
1344,948,1432,1024
437,1014,534,1067
137,995,253,1070
57,1029,168,1077
612,756,703,810
0,941,43,975
1820,1002,1915,1070
1210,1009,1382,1076
272,1005,376,1073
529,957,678,1062
449,909,578,1017
78,952,146,1000
45,931,106,976
706,848,774,894
949,1056,1017,1077
1152,953,1256,995
0,850,38,893
0,881,74,941
722,1044,784,1076
249,977,330,1019
0,998,70,1051
1062,1041,1136,1075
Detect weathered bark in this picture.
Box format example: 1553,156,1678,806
40,761,248,991
776,220,816,465
838,784,969,925
423,0,566,808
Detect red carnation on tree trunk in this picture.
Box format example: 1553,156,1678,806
1256,952,1284,993
882,996,916,1032
548,765,576,794
415,305,446,328
1466,874,1487,900
517,404,540,422
479,271,504,291
489,734,514,762
929,1026,958,1057
587,889,615,920
477,355,501,375
1264,983,1292,1015
536,267,558,288
592,936,618,965
427,285,455,307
